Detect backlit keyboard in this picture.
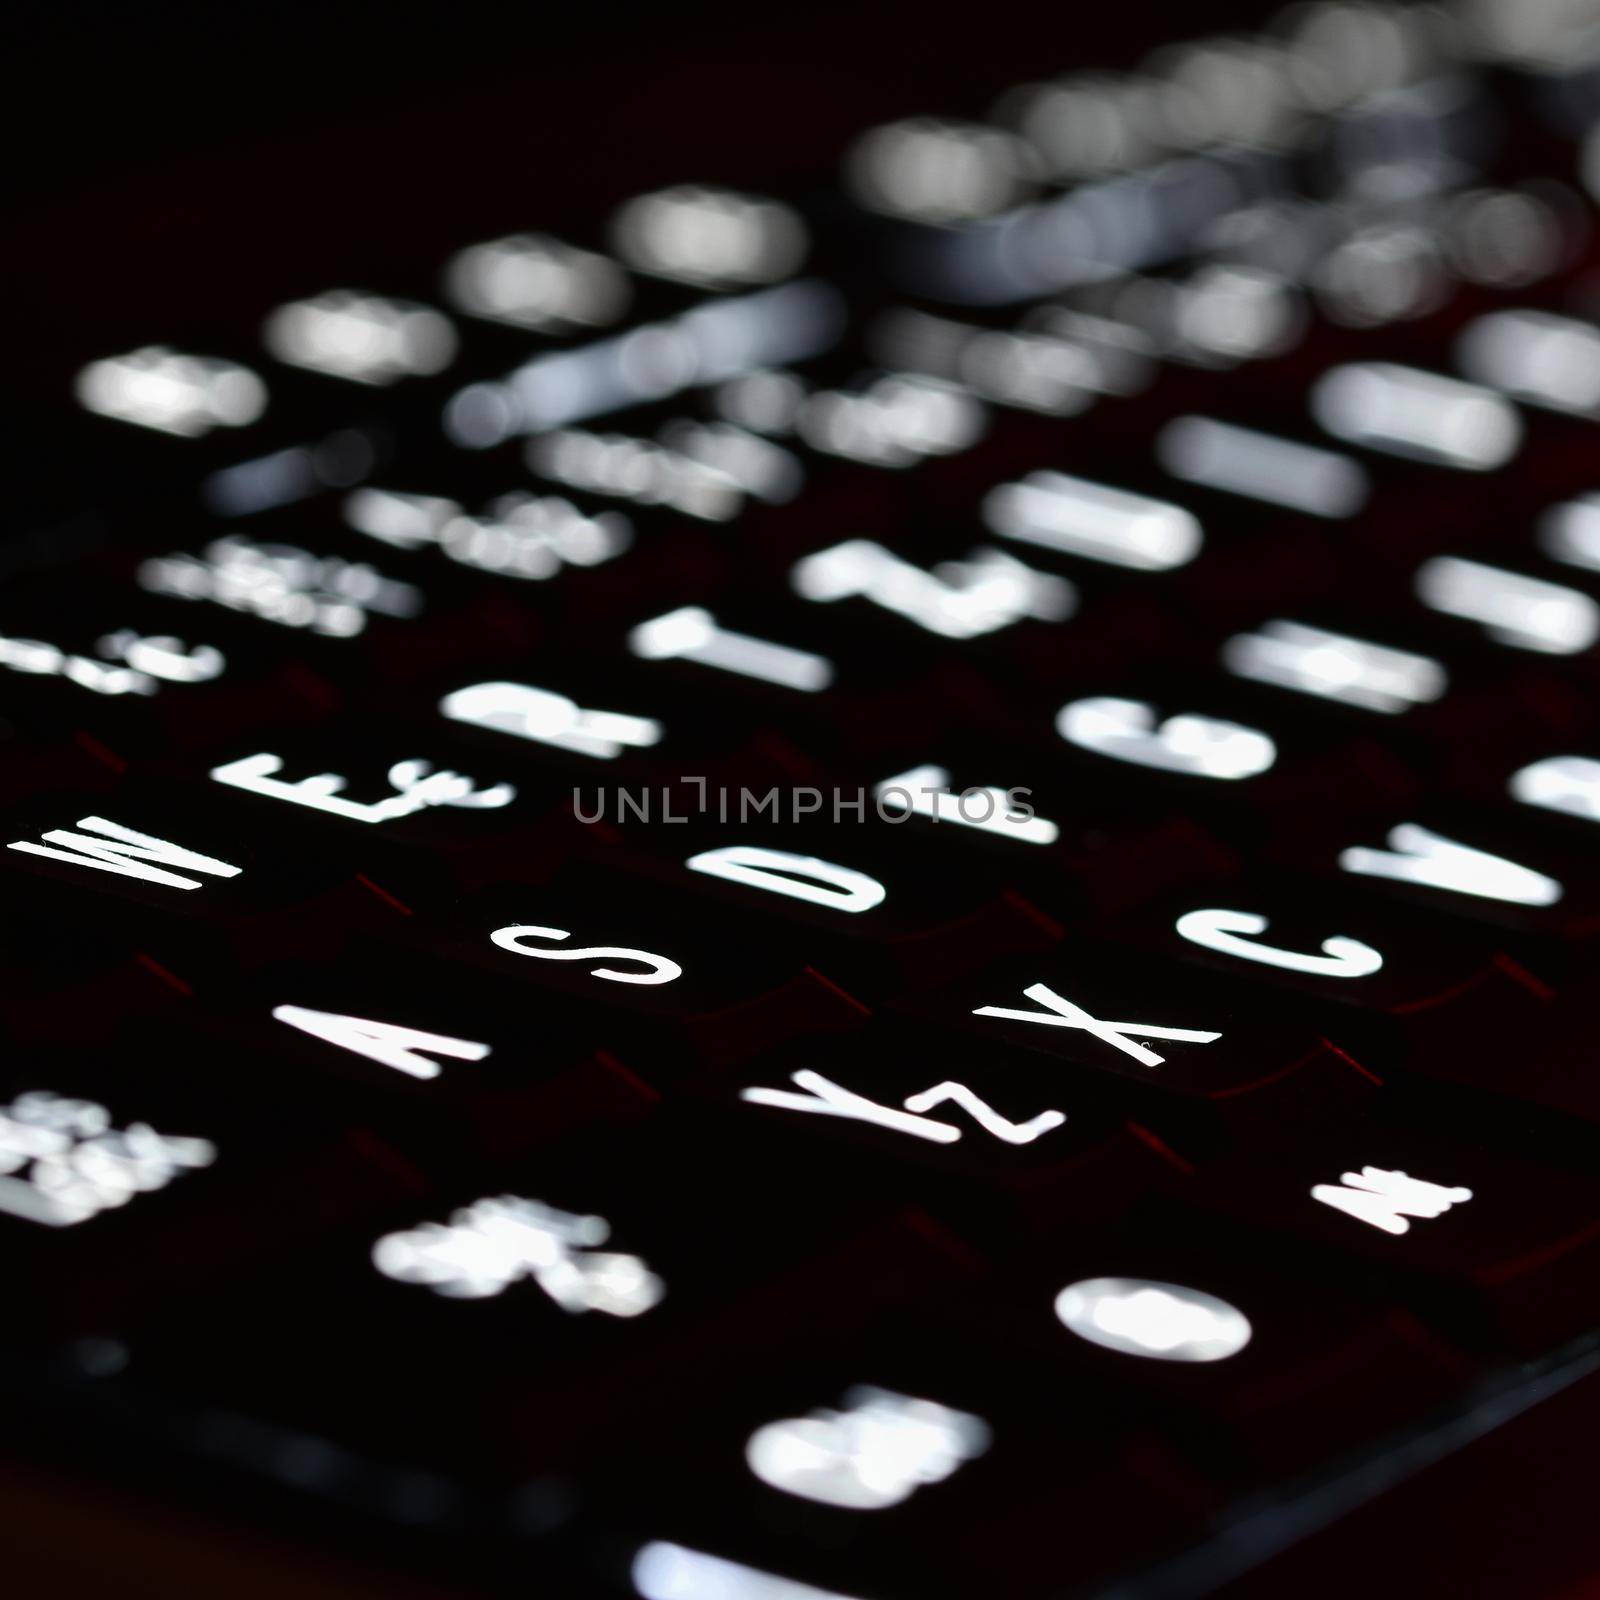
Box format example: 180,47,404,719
15,1,1600,1594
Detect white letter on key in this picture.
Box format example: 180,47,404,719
633,1542,855,1600
875,765,1059,845
1057,697,1275,780
742,1071,1065,1146
1510,755,1600,823
899,1081,1066,1143
974,983,1221,1068
1221,621,1446,714
211,754,514,823
1415,557,1599,655
273,1005,491,1080
440,681,662,759
8,817,242,891
742,1070,962,1143
687,845,886,913
792,539,1074,638
1175,909,1383,979
490,925,682,985
629,607,834,692
984,470,1203,570
98,631,225,683
1339,824,1561,907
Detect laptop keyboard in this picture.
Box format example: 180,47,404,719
14,2,1600,1594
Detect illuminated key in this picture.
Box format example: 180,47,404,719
444,233,631,329
1539,494,1600,574
8,816,242,893
1310,363,1522,470
985,471,1201,570
445,282,844,446
634,1543,861,1600
1415,557,1599,655
1339,823,1562,908
656,421,803,504
138,536,422,637
629,608,834,692
797,374,987,468
847,118,1036,222
1456,309,1600,415
1511,755,1600,822
1165,265,1306,366
999,73,1161,178
529,430,745,521
373,1195,663,1312
1057,697,1275,780
793,540,1073,638
211,753,514,825
611,186,808,288
870,309,1098,415
874,764,1059,844
75,346,267,437
1157,416,1369,518
346,487,632,579
0,630,220,699
714,370,809,434
440,681,663,760
1175,908,1383,979
263,291,457,385
1054,1278,1251,1362
745,1387,989,1508
1222,621,1446,712
0,1090,214,1228
1310,1166,1472,1237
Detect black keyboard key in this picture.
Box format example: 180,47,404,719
119,1116,967,1482
582,1299,1224,1600
708,1018,1190,1244
1181,1093,1600,1355
900,946,1381,1134
0,1052,423,1339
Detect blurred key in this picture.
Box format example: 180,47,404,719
0,1051,422,1338
928,1210,1474,1481
1310,363,1523,472
119,1115,966,1482
589,1305,1219,1600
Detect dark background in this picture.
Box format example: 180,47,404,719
0,0,1270,377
